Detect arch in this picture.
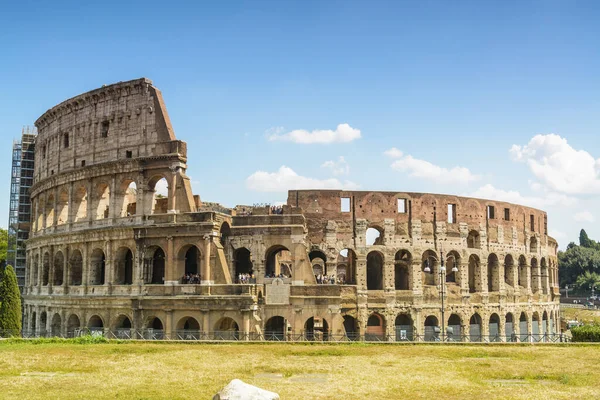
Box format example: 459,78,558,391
530,236,538,253
366,313,385,341
518,255,528,288
468,254,480,293
541,258,549,295
42,252,50,286
40,311,47,334
94,182,110,220
366,251,384,290
395,313,413,341
304,317,329,341
53,251,64,286
214,317,240,340
45,193,55,227
90,248,106,285
394,250,412,290
447,314,462,341
265,316,286,341
114,247,134,285
120,180,137,217
338,249,356,284
366,226,383,246
73,185,88,222
265,245,291,278
467,230,480,249
542,311,549,340
424,315,439,342
56,189,69,225
504,254,515,288
145,246,165,284
88,315,104,332
32,254,39,287
177,244,201,281
487,253,499,292
445,250,461,284
505,313,515,342
489,313,501,341
69,249,83,286
531,257,539,293
532,311,541,342
50,313,62,337
146,317,164,330
234,247,253,280
149,176,169,214
342,315,359,340
422,250,439,286
114,314,133,338
66,314,81,337
519,312,528,342
176,316,200,340
469,313,482,342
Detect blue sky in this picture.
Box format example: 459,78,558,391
1,1,599,247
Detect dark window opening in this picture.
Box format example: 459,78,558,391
63,133,69,148
125,150,132,159
101,121,109,138
81,160,86,167
530,215,535,231
487,205,495,219
504,208,510,221
447,204,456,223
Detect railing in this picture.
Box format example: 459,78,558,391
5,329,571,343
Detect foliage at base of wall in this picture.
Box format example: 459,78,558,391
0,265,22,335
570,324,600,342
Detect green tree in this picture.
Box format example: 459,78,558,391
580,229,592,248
0,265,22,336
575,271,600,292
558,245,600,285
0,227,8,263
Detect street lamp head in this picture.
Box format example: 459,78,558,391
451,266,459,272
424,266,431,273
440,266,446,272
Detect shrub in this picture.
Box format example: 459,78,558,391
571,324,600,342
0,265,22,336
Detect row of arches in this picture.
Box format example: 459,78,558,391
34,176,170,231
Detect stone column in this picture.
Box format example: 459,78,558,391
499,317,506,342
479,261,488,294
86,179,94,223
165,310,173,340
384,259,395,291
202,236,213,284
411,260,423,296
202,311,210,335
67,181,74,228
165,236,176,284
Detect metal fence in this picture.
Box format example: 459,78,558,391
2,329,571,343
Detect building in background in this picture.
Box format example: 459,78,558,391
8,127,36,290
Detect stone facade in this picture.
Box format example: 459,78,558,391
22,78,560,341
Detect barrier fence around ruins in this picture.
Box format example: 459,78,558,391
3,329,570,343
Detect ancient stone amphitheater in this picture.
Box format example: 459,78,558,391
22,78,561,342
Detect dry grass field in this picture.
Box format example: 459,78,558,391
1,340,600,400
562,306,600,325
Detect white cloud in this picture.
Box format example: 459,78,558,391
549,229,566,240
510,134,600,194
574,210,595,223
384,147,403,158
246,166,360,192
267,123,361,144
321,156,350,176
469,184,577,209
390,154,480,185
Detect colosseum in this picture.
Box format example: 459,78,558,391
23,78,561,342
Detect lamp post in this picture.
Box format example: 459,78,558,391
565,284,569,299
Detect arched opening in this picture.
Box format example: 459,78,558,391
265,246,291,278
422,250,438,286
447,314,462,341
395,314,413,341
519,312,528,342
145,317,164,339
424,316,440,342
445,251,461,284
69,250,83,286
343,315,359,340
90,249,106,285
88,315,104,333
67,314,80,337
114,247,134,285
57,190,69,225
31,311,37,333
338,249,356,284
304,317,329,341
518,255,527,289
366,226,383,246
40,312,47,334
489,314,500,341
179,245,201,283
468,254,480,293
234,248,253,282
214,317,240,340
94,183,110,220
32,255,39,287
150,177,169,214
469,314,482,342
542,311,548,340
467,230,480,249
541,258,548,295
42,252,50,286
366,313,385,341
73,186,88,222
532,312,540,342
45,194,55,227
147,247,165,284
309,250,327,281
504,255,515,288
265,316,286,341
51,313,62,337
394,250,411,290
220,222,231,247
505,313,515,342
530,236,537,253
114,315,133,339
366,251,384,290
176,317,200,340
487,253,499,292
120,180,137,217
531,258,539,293
53,251,64,286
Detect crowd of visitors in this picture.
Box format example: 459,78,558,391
265,272,291,279
315,274,345,284
181,273,201,284
237,273,256,284
270,205,284,215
